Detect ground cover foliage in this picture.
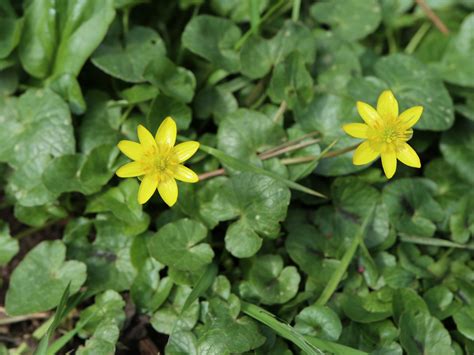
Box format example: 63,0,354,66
0,0,473,354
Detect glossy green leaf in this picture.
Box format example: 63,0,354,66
5,240,86,315
0,221,18,266
310,0,382,41
148,218,214,271
0,89,74,206
182,15,241,72
240,254,300,305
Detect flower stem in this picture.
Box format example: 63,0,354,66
14,219,66,240
405,22,431,54
414,0,449,34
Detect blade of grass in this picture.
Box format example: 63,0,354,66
241,301,322,355
400,234,474,250
182,263,218,313
166,263,219,350
304,335,368,355
241,302,368,355
34,283,72,355
199,144,327,198
315,205,376,306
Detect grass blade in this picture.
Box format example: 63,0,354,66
241,301,322,355
182,263,218,313
315,205,376,306
199,144,327,198
34,284,71,355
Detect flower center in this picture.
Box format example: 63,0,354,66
141,145,179,178
368,118,413,153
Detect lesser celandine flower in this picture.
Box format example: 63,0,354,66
343,90,423,179
116,117,200,206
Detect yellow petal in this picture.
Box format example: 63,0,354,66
138,174,158,204
397,143,421,168
381,150,397,179
116,162,145,177
357,101,380,125
117,140,143,161
399,106,423,128
353,141,380,165
377,90,398,119
158,177,178,207
137,124,156,148
174,165,199,183
342,123,370,139
173,141,200,162
155,117,177,148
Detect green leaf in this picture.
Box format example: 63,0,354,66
370,54,454,131
313,29,361,91
151,285,200,335
197,297,266,354
440,119,474,185
64,215,137,292
92,26,165,83
5,240,86,315
268,51,314,109
0,89,75,206
392,288,430,324
439,14,474,87
341,290,393,324
14,204,66,228
310,0,381,41
48,73,86,114
78,290,125,338
86,179,150,236
144,56,196,103
382,178,444,237
182,15,241,72
0,221,18,266
240,254,300,305
166,331,198,355
424,285,459,320
203,173,290,258
43,144,118,196
146,94,192,132
217,108,285,166
294,305,342,341
399,311,454,355
78,92,121,154
453,305,474,341
0,17,22,59
19,0,115,79
76,319,120,355
148,218,214,271
295,93,363,176
130,257,170,313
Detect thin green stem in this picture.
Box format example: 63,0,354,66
386,29,398,54
315,206,375,306
235,0,287,50
405,22,431,54
249,0,261,34
14,219,64,240
292,0,301,22
122,7,130,36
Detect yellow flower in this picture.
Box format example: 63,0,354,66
343,90,423,179
116,117,200,206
